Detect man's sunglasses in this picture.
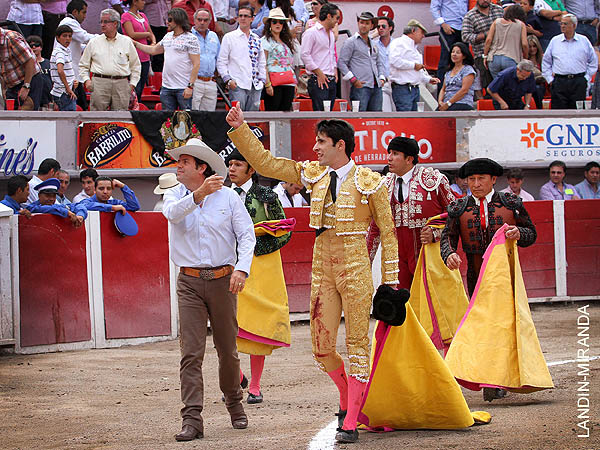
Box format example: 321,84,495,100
238,14,253,18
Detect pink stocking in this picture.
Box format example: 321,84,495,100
249,355,265,396
327,364,349,411
240,368,245,384
342,377,366,431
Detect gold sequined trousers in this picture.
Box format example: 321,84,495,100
310,229,373,382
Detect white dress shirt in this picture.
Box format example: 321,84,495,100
232,178,253,203
472,189,495,228
273,183,307,207
327,159,355,198
389,34,431,86
27,175,42,204
73,190,91,203
394,167,415,201
7,0,43,25
217,28,266,90
163,184,255,275
59,15,97,82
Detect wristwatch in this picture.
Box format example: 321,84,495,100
23,82,31,89
446,101,452,107
187,83,194,89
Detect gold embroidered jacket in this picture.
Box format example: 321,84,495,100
227,123,399,285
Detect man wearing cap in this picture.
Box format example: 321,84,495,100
337,12,386,112
367,137,456,289
162,137,255,441
487,60,537,110
28,158,61,204
78,177,140,213
1,175,32,217
389,19,440,111
440,158,537,297
153,173,180,211
226,106,399,444
26,178,87,227
225,149,292,405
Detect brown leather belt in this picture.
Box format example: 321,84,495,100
180,265,233,280
92,73,130,80
197,76,213,82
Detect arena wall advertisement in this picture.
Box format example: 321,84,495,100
290,118,457,164
469,118,600,163
0,121,56,175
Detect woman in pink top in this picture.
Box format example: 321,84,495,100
121,0,156,100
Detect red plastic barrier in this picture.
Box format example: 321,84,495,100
18,215,91,347
100,212,171,339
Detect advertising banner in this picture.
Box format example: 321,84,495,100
469,118,600,163
290,118,456,165
0,121,56,175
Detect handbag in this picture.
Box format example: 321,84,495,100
270,70,296,86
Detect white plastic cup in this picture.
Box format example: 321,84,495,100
339,101,348,112
576,100,584,110
292,101,300,112
323,100,331,112
542,99,550,109
585,100,592,109
352,100,360,112
417,101,425,112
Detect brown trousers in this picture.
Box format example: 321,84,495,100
177,272,243,432
89,77,130,111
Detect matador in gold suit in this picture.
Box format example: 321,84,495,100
227,112,399,444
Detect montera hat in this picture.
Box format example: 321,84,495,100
154,172,179,195
458,158,504,179
34,178,60,194
263,7,290,23
224,149,248,166
406,18,427,34
167,138,227,179
387,136,419,157
372,285,410,327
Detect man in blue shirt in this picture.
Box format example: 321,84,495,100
78,176,140,213
192,8,221,111
430,0,467,88
575,161,600,199
487,60,537,109
26,178,87,227
1,175,32,216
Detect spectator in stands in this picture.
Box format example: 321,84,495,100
483,5,529,79
438,42,476,110
375,16,394,112
292,0,309,26
41,1,67,59
60,0,97,111
56,169,72,204
153,172,179,211
487,59,536,109
518,0,543,39
450,173,471,196
27,178,87,227
172,0,217,33
462,0,504,96
501,168,535,201
79,176,141,212
218,5,267,111
79,8,141,111
306,0,326,29
134,8,200,111
144,0,170,72
26,35,53,110
121,0,155,101
73,168,99,202
575,161,600,198
526,34,546,107
539,160,581,199
273,181,308,207
7,0,43,39
275,0,302,38
1,175,32,216
389,19,440,111
28,158,61,203
0,27,44,110
262,8,297,112
534,0,566,50
338,12,385,112
50,25,79,111
430,0,467,89
592,40,600,108
300,3,339,111
249,0,270,36
191,8,220,111
564,0,599,45
542,13,597,109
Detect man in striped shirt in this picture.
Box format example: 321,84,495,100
50,24,78,111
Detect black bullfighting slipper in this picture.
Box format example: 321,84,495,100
335,428,359,443
335,408,347,430
175,424,203,441
247,392,263,404
241,374,249,389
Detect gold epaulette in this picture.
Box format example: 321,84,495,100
354,166,385,204
301,161,328,191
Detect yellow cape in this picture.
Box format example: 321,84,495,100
409,214,469,350
445,225,554,392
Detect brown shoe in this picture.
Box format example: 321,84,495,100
231,412,248,429
175,424,203,441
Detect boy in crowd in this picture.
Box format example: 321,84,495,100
50,24,78,111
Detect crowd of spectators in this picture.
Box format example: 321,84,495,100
2,0,599,112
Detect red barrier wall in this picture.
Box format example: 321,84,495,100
565,200,600,297
100,212,171,339
19,215,91,347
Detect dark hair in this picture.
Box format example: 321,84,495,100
378,16,394,35
549,160,567,172
527,0,535,6
316,119,355,158
507,168,524,180
584,161,600,172
67,0,87,14
275,0,297,21
238,5,255,16
319,3,339,21
7,175,29,196
55,24,73,37
264,18,295,54
94,175,113,187
80,168,98,180
448,42,474,70
193,158,216,177
168,8,191,32
38,158,61,175
504,4,527,22
26,35,42,48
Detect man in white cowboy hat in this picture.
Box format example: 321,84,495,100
153,172,180,211
162,137,256,441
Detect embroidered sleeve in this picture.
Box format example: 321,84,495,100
367,182,399,285
515,202,537,248
255,197,291,256
366,219,381,264
440,214,460,263
437,174,457,208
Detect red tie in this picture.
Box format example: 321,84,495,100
480,200,486,230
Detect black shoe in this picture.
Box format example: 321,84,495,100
335,409,347,430
175,424,203,441
241,374,249,389
247,392,263,404
335,428,359,443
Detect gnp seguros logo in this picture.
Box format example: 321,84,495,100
520,120,600,158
